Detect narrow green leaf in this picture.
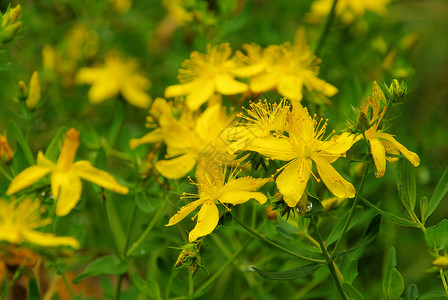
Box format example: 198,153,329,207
404,284,419,300
388,268,404,300
383,247,397,297
8,120,35,166
108,100,124,147
27,278,40,300
424,219,448,250
135,192,156,213
44,127,67,161
359,195,419,228
73,255,129,284
342,283,365,300
425,166,448,223
406,161,416,211
252,262,323,280
419,291,447,299
130,273,161,300
342,260,359,285
420,196,428,224
327,206,363,246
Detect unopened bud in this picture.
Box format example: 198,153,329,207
0,134,13,163
18,80,28,100
356,111,369,132
26,72,41,109
433,256,448,269
1,21,22,44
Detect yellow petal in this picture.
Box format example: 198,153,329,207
250,72,279,93
73,161,129,194
224,176,271,191
307,76,338,97
368,137,386,178
214,74,248,95
22,230,80,249
164,81,195,98
322,132,361,155
312,155,355,198
51,171,82,216
155,152,197,179
232,64,265,77
166,199,205,226
372,81,386,105
129,129,163,149
26,71,41,109
195,104,227,142
75,68,103,83
121,84,152,108
37,151,56,168
188,200,219,242
378,133,420,167
220,191,267,205
247,137,296,161
7,165,52,195
278,75,303,101
88,81,120,104
276,159,312,207
185,79,215,111
159,114,198,150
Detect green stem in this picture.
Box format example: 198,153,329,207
232,213,325,263
314,0,339,57
61,272,77,300
1,265,23,300
126,200,167,257
331,163,369,256
439,268,448,299
116,273,124,300
311,217,348,300
123,199,137,256
103,194,123,260
0,164,12,181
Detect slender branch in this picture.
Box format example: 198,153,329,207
311,217,348,300
116,273,124,300
1,265,24,300
232,213,325,263
331,163,369,256
126,200,167,257
61,272,77,300
314,0,339,57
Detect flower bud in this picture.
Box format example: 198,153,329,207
26,72,41,109
433,256,448,269
0,133,13,163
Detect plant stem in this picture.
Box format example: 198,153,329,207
311,216,348,300
123,199,137,256
331,163,369,256
439,268,448,299
61,272,77,300
116,273,124,300
0,164,12,181
314,0,339,57
126,200,167,257
1,265,23,300
232,213,325,263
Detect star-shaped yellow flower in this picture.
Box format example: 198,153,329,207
246,104,358,206
360,82,420,178
235,42,337,104
0,198,79,248
166,163,271,242
7,128,129,216
155,103,235,179
76,52,152,108
164,43,248,111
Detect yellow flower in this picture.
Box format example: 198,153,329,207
167,163,271,242
360,82,420,178
308,0,390,24
155,103,234,179
76,52,152,108
246,104,358,206
6,128,129,216
0,198,79,248
223,98,290,154
163,0,193,25
164,43,248,111
236,42,337,104
110,0,132,14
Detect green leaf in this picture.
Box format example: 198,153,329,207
335,214,381,258
388,268,404,300
424,219,448,250
359,195,419,228
342,260,359,285
303,196,324,218
130,273,161,300
395,159,416,212
383,247,397,297
135,192,156,213
342,283,365,300
419,291,447,299
252,262,323,280
72,255,130,284
425,166,448,223
12,146,31,175
327,206,363,246
0,61,11,70
420,196,428,224
27,278,40,300
8,120,35,166
108,100,124,147
404,284,419,300
44,127,67,161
